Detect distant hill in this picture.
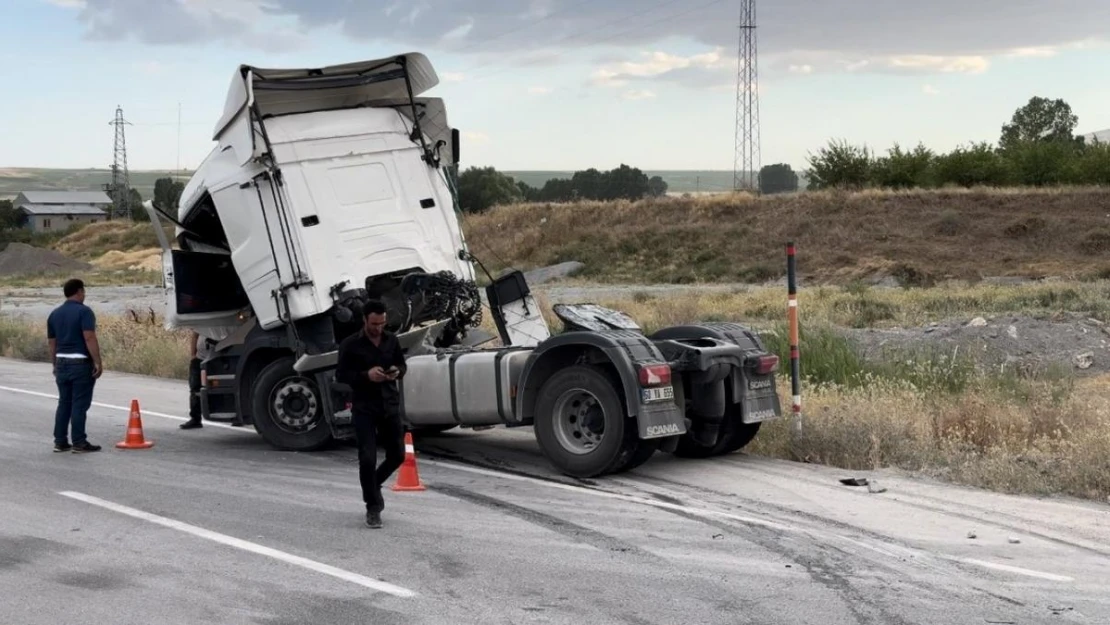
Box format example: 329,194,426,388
0,168,191,202
1,167,809,201
505,170,810,194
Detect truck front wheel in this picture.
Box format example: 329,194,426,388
250,356,334,451
533,364,641,478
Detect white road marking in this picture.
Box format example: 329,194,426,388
952,558,1074,583
58,491,416,598
0,385,251,433
2,382,1074,584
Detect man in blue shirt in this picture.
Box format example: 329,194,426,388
46,278,103,453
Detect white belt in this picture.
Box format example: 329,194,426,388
56,354,88,359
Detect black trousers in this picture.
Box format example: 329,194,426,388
352,408,406,513
188,358,202,420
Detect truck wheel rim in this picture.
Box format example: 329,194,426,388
271,378,320,433
552,388,605,455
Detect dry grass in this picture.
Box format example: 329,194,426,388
560,279,1110,332
0,269,159,288
463,186,1110,284
750,375,1110,500
0,314,191,380
54,221,168,261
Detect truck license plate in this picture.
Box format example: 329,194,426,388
641,386,674,403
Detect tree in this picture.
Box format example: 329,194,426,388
871,143,935,189
456,166,524,213
154,177,186,210
647,175,668,197
1000,97,1081,151
759,164,799,194
805,139,873,190
0,199,18,230
128,188,149,221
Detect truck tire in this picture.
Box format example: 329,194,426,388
533,364,641,478
717,419,761,454
613,439,660,473
674,407,761,458
250,356,334,451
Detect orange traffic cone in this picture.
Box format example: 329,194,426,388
391,431,425,492
116,399,154,449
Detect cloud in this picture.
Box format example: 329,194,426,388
60,1,1110,74
134,60,165,76
462,131,490,145
592,48,731,89
43,0,86,8
788,64,813,75
441,72,467,82
922,84,940,96
622,90,656,101
70,0,308,51
528,86,553,94
1005,46,1060,58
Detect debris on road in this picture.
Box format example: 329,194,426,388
1008,536,1021,544
967,530,978,539
1075,351,1094,369
867,480,887,494
840,477,869,487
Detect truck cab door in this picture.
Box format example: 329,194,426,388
143,201,250,328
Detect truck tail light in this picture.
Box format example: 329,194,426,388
639,364,671,387
750,354,780,375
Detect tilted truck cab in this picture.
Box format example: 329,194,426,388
144,51,784,478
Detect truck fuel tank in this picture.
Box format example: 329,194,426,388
401,348,533,428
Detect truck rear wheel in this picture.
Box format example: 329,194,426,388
674,407,761,458
250,356,334,451
533,364,641,478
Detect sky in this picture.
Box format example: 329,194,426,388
1,0,1108,175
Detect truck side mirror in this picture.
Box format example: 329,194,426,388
451,128,460,165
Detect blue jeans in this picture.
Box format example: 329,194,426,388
54,359,96,446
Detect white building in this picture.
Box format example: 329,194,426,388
13,190,111,233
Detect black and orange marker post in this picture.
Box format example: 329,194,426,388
786,241,802,436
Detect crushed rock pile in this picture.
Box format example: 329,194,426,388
0,242,93,277
844,312,1110,376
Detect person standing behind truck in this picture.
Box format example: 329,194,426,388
335,299,407,529
46,278,103,453
180,330,209,430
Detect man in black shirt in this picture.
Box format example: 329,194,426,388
335,299,407,529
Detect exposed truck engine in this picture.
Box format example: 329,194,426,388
143,52,784,478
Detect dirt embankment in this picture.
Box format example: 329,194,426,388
0,243,92,277
463,187,1110,285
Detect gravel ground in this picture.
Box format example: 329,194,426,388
844,312,1110,376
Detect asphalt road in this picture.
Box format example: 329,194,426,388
1,357,1107,624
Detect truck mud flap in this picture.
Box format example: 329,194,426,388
636,401,687,439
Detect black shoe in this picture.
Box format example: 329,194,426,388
72,442,102,453
54,443,72,453
180,419,203,430
365,511,382,529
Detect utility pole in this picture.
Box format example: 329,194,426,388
108,105,133,221
733,0,760,193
